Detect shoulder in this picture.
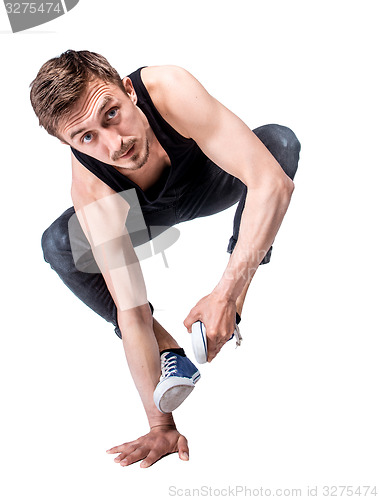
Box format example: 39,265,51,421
140,65,213,138
71,151,116,210
140,65,195,94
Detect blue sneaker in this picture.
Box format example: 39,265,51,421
191,321,242,364
153,352,201,413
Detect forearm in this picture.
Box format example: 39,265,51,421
94,238,171,426
118,307,175,428
214,178,294,301
99,257,175,428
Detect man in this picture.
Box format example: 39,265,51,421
30,50,300,468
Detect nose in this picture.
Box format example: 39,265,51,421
104,129,123,159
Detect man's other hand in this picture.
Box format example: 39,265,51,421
184,292,237,362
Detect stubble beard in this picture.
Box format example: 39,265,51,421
129,137,150,171
114,137,150,171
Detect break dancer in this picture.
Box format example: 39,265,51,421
30,50,300,468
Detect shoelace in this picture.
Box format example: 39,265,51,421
161,353,178,378
234,324,243,348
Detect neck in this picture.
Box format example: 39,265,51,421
140,107,170,169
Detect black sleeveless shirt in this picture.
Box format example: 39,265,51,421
70,67,209,212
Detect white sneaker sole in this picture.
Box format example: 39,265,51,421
191,321,243,364
154,374,200,414
191,321,208,364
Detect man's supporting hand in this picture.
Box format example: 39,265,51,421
184,291,237,362
106,425,189,468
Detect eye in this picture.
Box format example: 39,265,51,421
107,108,118,120
82,133,93,144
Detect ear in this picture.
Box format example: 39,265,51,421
122,77,138,104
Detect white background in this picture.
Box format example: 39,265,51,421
1,0,378,498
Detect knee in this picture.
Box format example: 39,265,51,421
254,124,301,180
274,124,301,155
41,208,74,266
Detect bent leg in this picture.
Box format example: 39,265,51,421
42,207,183,349
42,206,166,341
228,124,301,258
42,207,124,337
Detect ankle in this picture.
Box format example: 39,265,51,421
153,319,181,351
160,347,186,357
156,338,181,351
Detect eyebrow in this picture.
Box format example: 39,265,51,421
97,95,113,117
69,96,115,140
70,127,86,141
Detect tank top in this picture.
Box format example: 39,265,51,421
70,67,209,210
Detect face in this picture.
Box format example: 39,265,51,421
60,78,150,171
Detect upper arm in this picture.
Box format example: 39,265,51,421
71,151,116,210
144,66,291,189
70,152,130,243
70,153,147,312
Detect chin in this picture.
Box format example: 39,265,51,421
114,138,150,170
116,154,146,171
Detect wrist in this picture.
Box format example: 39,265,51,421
212,281,241,304
150,423,177,432
215,256,257,302
148,412,176,430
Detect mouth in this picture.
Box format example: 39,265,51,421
120,144,135,160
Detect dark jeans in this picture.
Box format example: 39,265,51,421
42,124,301,339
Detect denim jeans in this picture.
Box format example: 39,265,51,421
41,124,301,339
